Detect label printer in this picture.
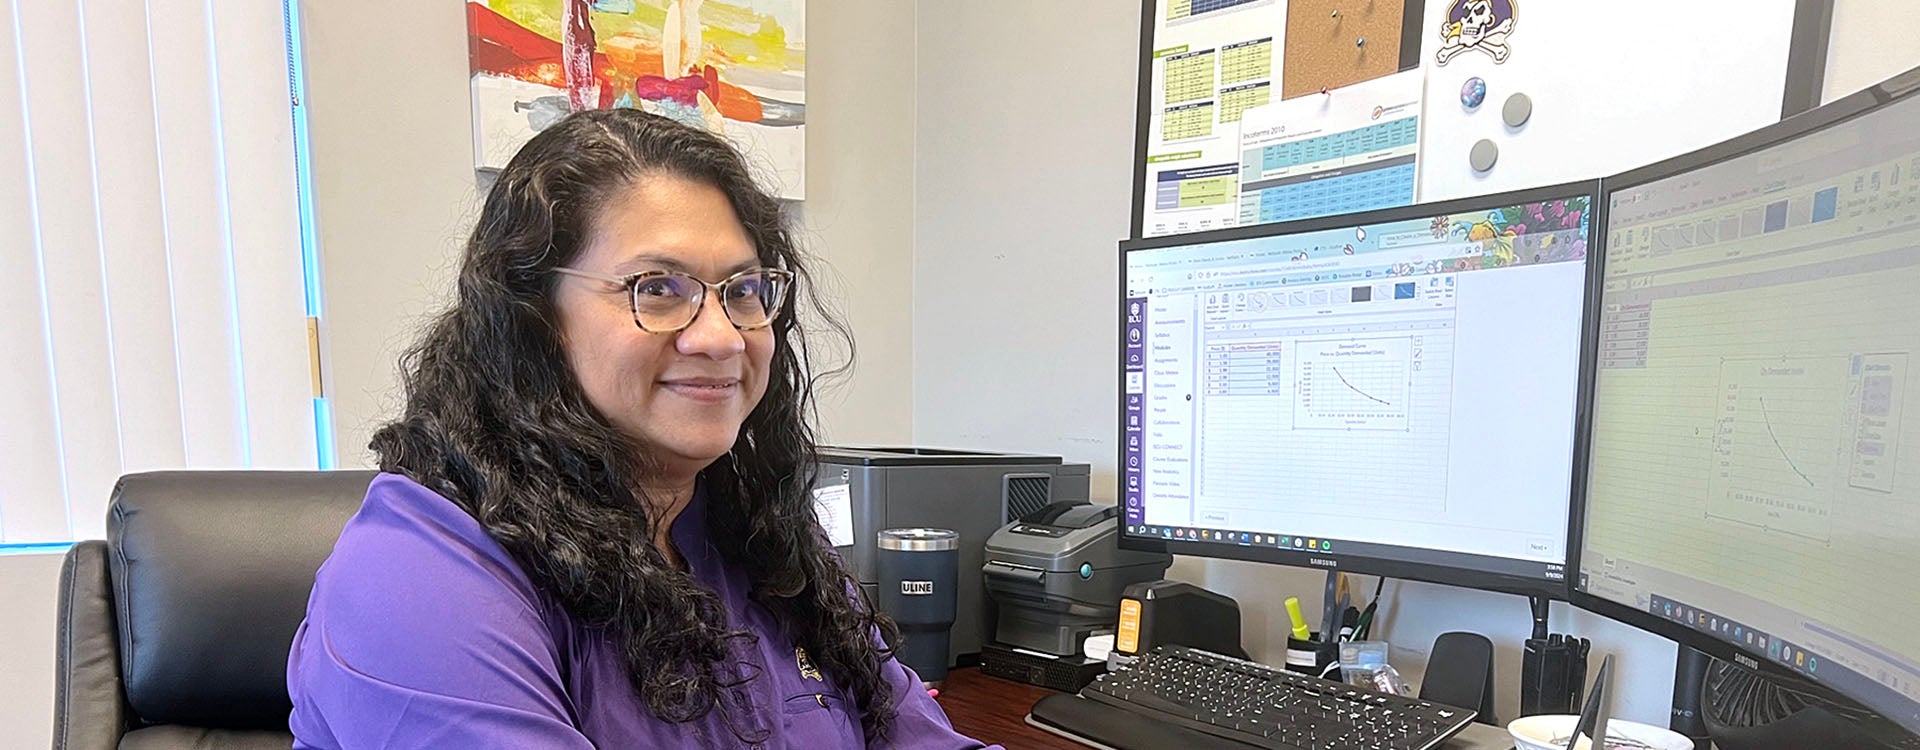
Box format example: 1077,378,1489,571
982,502,1172,658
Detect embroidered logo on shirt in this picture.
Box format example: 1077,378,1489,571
795,647,824,682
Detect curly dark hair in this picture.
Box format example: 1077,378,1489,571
369,108,899,743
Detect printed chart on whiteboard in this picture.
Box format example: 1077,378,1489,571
1139,0,1285,238
1236,69,1424,227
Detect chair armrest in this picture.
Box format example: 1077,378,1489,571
55,541,131,750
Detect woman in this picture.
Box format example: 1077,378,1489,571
288,109,995,749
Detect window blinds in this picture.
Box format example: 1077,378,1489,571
0,0,317,544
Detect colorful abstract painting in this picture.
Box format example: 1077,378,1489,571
467,0,806,198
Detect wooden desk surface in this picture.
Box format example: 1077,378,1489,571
933,667,1096,749
934,667,1515,749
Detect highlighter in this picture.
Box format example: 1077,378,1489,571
1285,596,1312,641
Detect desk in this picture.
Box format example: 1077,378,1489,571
935,668,1084,749
935,667,1516,749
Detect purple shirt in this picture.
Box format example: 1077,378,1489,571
288,473,997,749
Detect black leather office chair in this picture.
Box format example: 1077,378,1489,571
53,470,376,750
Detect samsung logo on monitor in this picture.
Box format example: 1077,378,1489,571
1734,654,1759,670
1309,557,1338,568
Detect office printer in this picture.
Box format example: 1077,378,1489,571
983,501,1171,657
813,446,1092,667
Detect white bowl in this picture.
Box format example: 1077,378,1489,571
1508,714,1694,750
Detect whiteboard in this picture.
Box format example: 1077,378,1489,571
1415,0,1797,202
1132,0,1803,233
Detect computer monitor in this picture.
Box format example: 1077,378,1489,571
1118,182,1600,596
1575,68,1920,734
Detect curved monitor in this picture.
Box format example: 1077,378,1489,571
1575,68,1920,733
1118,183,1599,596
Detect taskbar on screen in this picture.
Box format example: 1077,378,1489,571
1126,523,1565,584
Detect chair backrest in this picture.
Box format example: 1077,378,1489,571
1418,630,1499,726
57,470,373,747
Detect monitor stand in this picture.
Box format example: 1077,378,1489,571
1671,645,1712,750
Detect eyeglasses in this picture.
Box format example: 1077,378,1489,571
553,265,794,333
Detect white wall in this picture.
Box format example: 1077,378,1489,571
792,1,918,444
305,0,477,468
912,1,1140,471
0,554,64,746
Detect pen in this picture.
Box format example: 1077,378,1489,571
1353,599,1378,640
1337,606,1360,643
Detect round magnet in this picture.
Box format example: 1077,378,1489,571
1503,92,1533,128
1460,77,1487,110
1470,139,1499,172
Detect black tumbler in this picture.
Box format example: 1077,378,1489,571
876,528,959,685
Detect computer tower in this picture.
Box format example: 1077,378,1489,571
813,446,1091,667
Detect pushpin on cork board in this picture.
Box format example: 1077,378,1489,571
1280,0,1413,99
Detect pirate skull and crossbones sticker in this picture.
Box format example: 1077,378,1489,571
1437,0,1517,65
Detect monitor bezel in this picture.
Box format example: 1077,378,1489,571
1568,67,1920,706
1116,179,1604,599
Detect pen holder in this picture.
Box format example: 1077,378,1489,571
1285,633,1342,681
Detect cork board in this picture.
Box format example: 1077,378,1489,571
1281,0,1418,99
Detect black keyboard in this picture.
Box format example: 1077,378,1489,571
1079,644,1476,750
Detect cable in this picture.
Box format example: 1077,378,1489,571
1353,576,1388,640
